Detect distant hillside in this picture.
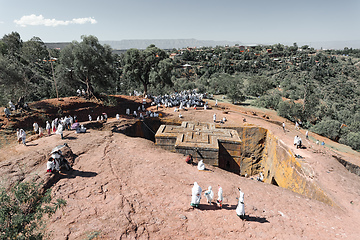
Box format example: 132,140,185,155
45,39,360,51
45,39,242,51
101,39,242,50
45,42,72,49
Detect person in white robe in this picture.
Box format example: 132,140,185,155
56,123,64,139
9,101,15,111
16,129,21,144
197,160,205,171
88,115,92,122
191,182,202,208
213,114,216,122
51,120,56,133
236,188,245,220
296,136,302,149
216,185,223,208
76,125,87,133
38,127,44,137
19,129,26,145
294,135,299,145
204,186,214,205
126,108,130,115
33,122,39,134
4,107,11,118
116,114,120,120
46,121,51,135
47,158,60,173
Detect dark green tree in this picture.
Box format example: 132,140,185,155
123,44,169,95
56,35,116,97
1,31,22,56
22,37,48,63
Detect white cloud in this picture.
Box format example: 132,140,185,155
14,14,97,27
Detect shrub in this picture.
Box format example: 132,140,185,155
254,90,281,110
340,132,360,151
0,181,66,239
310,119,342,141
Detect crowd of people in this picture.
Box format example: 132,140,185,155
151,90,207,109
3,99,29,119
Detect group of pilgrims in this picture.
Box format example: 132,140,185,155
4,100,29,119
151,90,209,110
191,181,246,220
16,115,87,146
189,156,246,219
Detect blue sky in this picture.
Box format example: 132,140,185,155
1,0,360,45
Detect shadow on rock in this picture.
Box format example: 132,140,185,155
222,204,237,210
26,143,38,146
197,203,219,211
63,135,77,140
63,169,98,178
196,203,237,211
243,215,269,223
42,169,97,193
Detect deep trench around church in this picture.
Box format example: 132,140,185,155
118,118,336,206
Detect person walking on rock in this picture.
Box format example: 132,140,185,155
4,107,11,119
204,186,214,205
236,188,245,220
38,127,44,137
19,129,26,146
217,185,223,208
46,121,51,135
282,122,286,132
33,122,39,134
56,123,64,139
51,120,55,133
191,182,202,208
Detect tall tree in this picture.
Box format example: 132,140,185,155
123,44,169,95
22,37,48,63
56,35,116,97
1,32,22,56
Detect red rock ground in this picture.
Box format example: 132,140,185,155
0,96,360,239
